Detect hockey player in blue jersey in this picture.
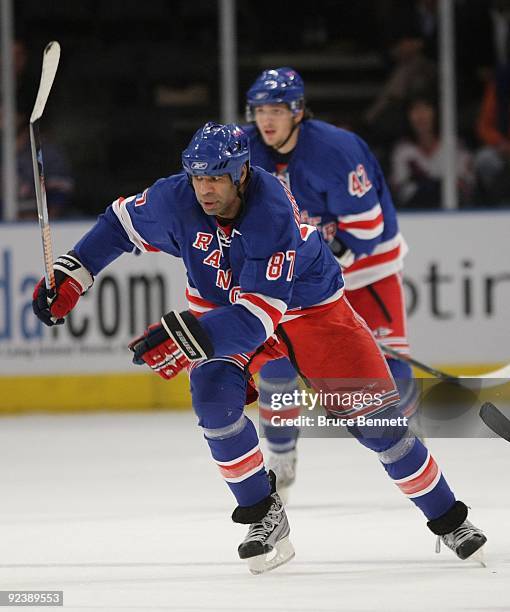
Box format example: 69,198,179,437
244,67,418,499
32,122,486,573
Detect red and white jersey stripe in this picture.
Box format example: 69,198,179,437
338,203,384,241
378,336,411,356
299,224,317,241
186,285,218,315
343,233,408,290
188,352,251,375
187,285,344,335
112,196,160,253
215,445,264,483
392,451,442,498
236,292,287,340
281,287,344,322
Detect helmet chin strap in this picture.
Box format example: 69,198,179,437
272,118,301,153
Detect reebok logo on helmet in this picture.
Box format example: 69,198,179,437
191,161,208,170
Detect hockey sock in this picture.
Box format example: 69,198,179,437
259,358,300,453
378,434,456,520
204,414,270,507
191,360,270,507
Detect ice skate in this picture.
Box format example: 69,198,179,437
232,470,295,574
436,519,487,563
266,448,297,504
428,501,487,563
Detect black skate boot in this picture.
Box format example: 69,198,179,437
232,470,295,574
266,448,297,504
427,501,487,561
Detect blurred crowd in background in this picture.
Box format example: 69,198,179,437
2,0,510,219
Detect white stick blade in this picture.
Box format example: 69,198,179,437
30,41,61,123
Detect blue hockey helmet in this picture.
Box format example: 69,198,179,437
182,122,250,185
246,67,305,121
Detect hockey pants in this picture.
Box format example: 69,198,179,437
190,294,454,519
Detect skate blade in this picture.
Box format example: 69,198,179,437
277,486,290,505
470,544,487,567
247,536,295,575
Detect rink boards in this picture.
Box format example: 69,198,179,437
0,211,509,411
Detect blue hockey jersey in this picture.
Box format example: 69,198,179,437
244,120,408,290
74,167,343,358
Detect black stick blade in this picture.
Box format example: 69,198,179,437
480,402,510,442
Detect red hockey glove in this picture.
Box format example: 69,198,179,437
129,311,214,380
247,334,287,376
32,251,94,326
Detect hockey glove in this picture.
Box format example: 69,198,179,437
329,237,355,268
32,251,94,326
129,311,214,380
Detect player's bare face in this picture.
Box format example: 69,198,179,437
254,104,298,152
192,175,241,219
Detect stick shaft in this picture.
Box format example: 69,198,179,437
29,120,55,290
380,343,510,389
29,41,61,292
379,343,457,381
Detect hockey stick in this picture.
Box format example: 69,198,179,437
380,344,510,388
380,344,459,382
29,41,61,292
479,402,510,442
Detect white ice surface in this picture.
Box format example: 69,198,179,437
0,409,509,612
